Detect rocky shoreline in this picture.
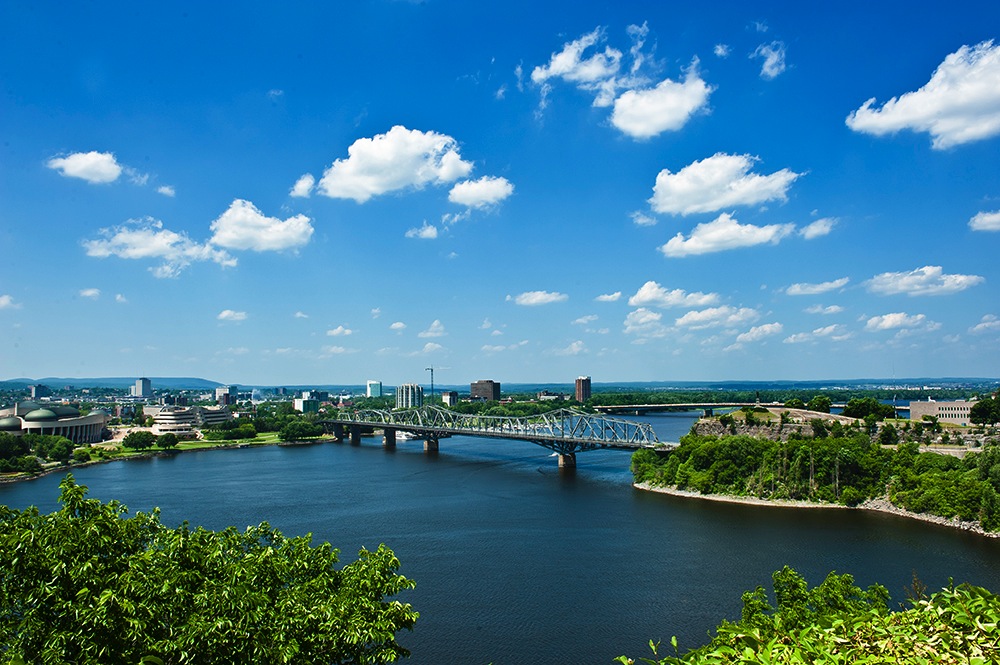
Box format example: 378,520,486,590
635,482,1000,539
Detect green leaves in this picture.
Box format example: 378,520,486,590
0,475,417,664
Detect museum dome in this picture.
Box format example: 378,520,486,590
23,408,58,422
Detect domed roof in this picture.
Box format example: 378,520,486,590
50,405,80,418
0,417,22,431
23,408,58,422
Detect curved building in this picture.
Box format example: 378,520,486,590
0,401,108,444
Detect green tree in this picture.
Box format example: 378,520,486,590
806,395,832,413
156,432,179,449
970,396,1000,425
278,419,325,442
0,476,417,664
783,398,806,409
121,430,157,450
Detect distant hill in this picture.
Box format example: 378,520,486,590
0,377,223,390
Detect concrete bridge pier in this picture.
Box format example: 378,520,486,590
330,423,344,443
424,437,438,453
703,408,714,417
558,452,576,468
349,425,362,446
383,428,396,449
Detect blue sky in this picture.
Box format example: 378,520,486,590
2,1,999,387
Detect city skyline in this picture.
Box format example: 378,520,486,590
2,2,999,385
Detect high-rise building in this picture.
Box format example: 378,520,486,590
131,377,152,399
215,385,237,406
367,380,383,398
441,390,459,407
396,383,423,409
29,384,52,399
575,376,591,402
470,380,501,401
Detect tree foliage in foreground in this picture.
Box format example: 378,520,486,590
619,566,1000,665
0,475,417,664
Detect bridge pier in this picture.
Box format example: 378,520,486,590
557,452,576,468
704,408,713,417
331,423,344,443
383,428,396,448
424,437,438,453
349,425,362,446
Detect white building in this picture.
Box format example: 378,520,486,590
0,402,107,444
131,377,152,398
909,399,978,426
395,383,423,409
151,406,197,437
367,380,383,398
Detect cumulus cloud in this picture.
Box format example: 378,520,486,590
649,153,802,215
0,295,20,309
294,311,309,319
290,173,315,198
327,325,353,336
675,305,759,330
752,41,787,80
209,199,313,252
531,27,623,108
83,217,236,278
371,308,381,319
217,309,247,322
800,217,837,239
610,64,713,139
508,290,569,306
736,322,783,343
864,312,928,331
115,294,127,304
321,345,354,356
554,340,586,356
805,304,844,315
46,151,123,184
316,126,473,202
405,222,438,239
79,288,100,299
970,210,1000,231
418,319,446,338
714,44,730,58
846,41,1000,149
631,211,656,226
573,315,598,325
659,213,795,257
786,277,850,296
628,280,719,308
595,292,622,302
448,176,514,208
417,342,444,354
390,321,407,331
970,314,1000,334
865,265,984,296
783,324,851,344
623,308,667,337
482,340,528,353
157,185,176,197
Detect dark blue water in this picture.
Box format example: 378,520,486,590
3,412,1000,665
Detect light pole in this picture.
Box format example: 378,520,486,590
425,366,434,404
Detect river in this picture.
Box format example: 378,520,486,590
2,412,1000,664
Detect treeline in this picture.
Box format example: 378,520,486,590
589,387,979,407
0,432,79,473
632,432,1000,530
619,566,1000,664
447,400,581,418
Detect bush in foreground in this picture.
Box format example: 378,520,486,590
0,475,417,664
619,566,1000,664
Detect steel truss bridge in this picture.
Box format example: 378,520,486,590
320,405,670,467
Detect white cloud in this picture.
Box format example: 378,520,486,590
0,295,19,309
714,44,730,58
623,308,667,337
786,278,850,296
209,199,313,252
752,41,787,80
290,173,315,198
805,304,844,315
157,185,176,197
660,213,795,257
970,210,1000,231
390,321,407,331
783,324,851,344
554,340,586,356
800,217,837,239
294,311,309,319
531,28,623,108
405,222,438,239
573,315,598,325
846,41,1000,149
327,325,353,336
418,319,446,338
418,342,444,354
628,280,719,308
217,309,247,322
866,265,984,296
47,151,122,184
737,322,783,343
649,153,802,215
480,318,492,329
508,291,569,306
79,288,100,299
610,65,713,139
317,126,473,202
115,294,127,304
83,217,236,278
970,314,1000,334
631,211,656,226
371,308,381,319
864,312,928,332
321,345,354,356
675,306,759,330
448,176,514,208
595,291,621,302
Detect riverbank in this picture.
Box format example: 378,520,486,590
634,482,1000,539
